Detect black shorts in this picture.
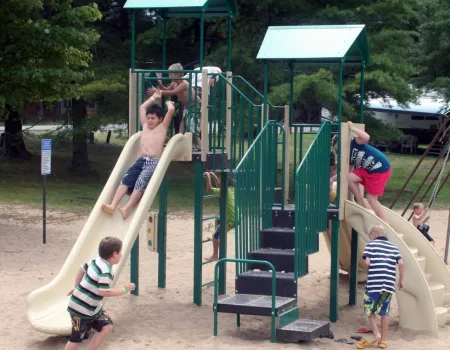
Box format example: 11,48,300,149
69,310,113,343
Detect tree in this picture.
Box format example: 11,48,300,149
415,0,450,103
0,0,101,163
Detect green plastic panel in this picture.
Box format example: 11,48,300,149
124,0,238,16
257,25,370,65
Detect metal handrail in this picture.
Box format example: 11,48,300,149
213,258,277,343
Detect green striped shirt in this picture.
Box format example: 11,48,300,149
67,257,113,319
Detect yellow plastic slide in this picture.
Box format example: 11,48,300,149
26,132,192,336
344,200,450,335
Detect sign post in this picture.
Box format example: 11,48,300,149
41,139,52,244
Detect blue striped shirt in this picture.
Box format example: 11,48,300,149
362,237,402,294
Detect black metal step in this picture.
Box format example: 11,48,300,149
236,271,297,298
272,205,295,228
248,248,295,272
216,294,297,317
260,227,295,249
276,319,330,342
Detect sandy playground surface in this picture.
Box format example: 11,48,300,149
0,204,449,350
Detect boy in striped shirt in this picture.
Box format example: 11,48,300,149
65,237,135,350
359,224,404,349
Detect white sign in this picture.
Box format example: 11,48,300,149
41,139,52,175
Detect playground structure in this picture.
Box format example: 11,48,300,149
26,0,450,344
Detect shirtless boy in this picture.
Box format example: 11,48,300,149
148,63,201,148
102,91,175,219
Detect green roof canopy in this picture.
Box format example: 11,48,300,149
257,25,370,65
124,0,238,17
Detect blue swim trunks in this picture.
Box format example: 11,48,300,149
121,157,158,195
363,291,393,316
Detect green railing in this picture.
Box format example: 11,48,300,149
213,258,277,343
294,121,331,279
234,121,286,275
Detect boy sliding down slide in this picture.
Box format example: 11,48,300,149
102,91,175,219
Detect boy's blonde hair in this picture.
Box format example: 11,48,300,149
413,202,424,210
169,63,183,71
368,223,385,238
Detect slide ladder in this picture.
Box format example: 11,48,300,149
27,132,192,335
344,200,450,335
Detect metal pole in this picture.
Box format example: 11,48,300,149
130,237,139,295
42,175,46,244
444,210,450,265
131,11,136,71
199,11,205,69
263,63,268,123
162,14,167,70
158,175,168,288
350,60,365,305
360,62,365,123
330,220,339,321
193,160,203,305
227,15,232,71
218,172,228,295
289,62,294,125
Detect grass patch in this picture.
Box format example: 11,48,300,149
0,132,448,215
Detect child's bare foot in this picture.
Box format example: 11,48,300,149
204,255,218,262
102,204,115,215
117,206,130,219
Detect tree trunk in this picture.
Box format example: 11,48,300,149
0,106,31,159
71,98,90,171
293,101,323,124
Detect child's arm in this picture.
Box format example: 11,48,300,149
97,283,136,297
67,266,86,295
398,258,405,290
210,172,221,188
157,81,176,91
159,80,188,97
161,100,175,129
348,121,370,145
204,172,213,193
139,90,161,127
365,257,371,272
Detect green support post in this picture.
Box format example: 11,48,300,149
199,11,205,69
218,171,228,295
130,236,139,296
162,14,167,70
158,175,168,288
263,63,268,123
349,61,365,305
330,59,344,321
330,220,339,321
131,11,136,71
193,160,204,305
227,15,232,71
289,62,294,124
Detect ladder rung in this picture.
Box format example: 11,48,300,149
203,195,217,200
202,215,219,221
202,280,215,287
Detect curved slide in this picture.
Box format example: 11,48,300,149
343,200,450,335
27,132,192,336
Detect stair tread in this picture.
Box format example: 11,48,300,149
429,281,445,290
276,318,331,342
238,271,295,279
277,318,330,331
250,248,294,256
217,294,297,316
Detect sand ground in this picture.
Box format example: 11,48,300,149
0,204,449,350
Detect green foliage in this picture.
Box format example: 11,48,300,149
415,0,450,102
0,0,102,112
